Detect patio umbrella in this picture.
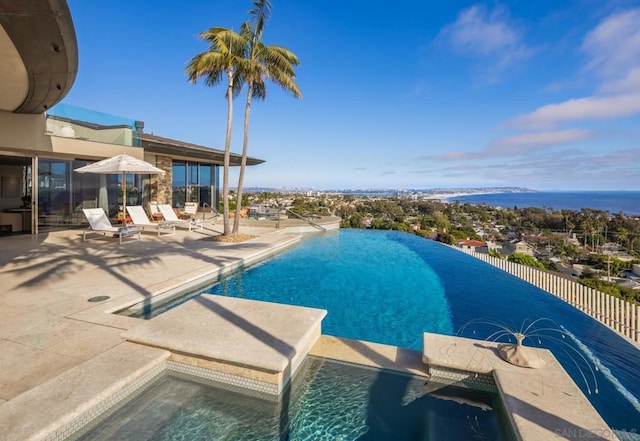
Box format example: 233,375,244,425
74,154,165,225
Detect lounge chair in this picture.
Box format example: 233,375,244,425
125,206,176,236
158,204,204,232
182,202,198,219
82,208,141,244
148,201,163,221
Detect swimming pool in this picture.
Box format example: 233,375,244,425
189,229,638,435
129,229,640,436
74,356,514,441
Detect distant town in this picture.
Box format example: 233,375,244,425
236,188,640,303
242,186,535,199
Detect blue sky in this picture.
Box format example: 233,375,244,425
63,0,640,191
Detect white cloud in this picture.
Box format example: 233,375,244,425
423,129,595,161
599,67,640,94
582,8,640,78
491,129,595,148
418,148,640,190
508,8,640,129
435,5,532,76
508,93,640,129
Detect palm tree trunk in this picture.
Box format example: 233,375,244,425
233,81,253,235
222,65,234,236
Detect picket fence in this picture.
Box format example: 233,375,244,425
451,246,639,344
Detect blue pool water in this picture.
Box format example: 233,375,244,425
77,357,514,440
204,229,640,434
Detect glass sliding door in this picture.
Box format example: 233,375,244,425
37,157,126,230
72,159,100,222
188,163,198,203
199,164,212,208
172,161,186,208
38,159,71,229
171,160,218,209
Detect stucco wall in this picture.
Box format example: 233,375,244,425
0,111,50,151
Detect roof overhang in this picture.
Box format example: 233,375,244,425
141,133,265,166
0,0,78,114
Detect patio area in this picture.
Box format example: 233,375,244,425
0,221,303,404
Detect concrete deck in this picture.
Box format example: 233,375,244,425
0,223,301,404
0,343,170,441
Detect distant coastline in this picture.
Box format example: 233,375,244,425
333,186,535,198
445,191,640,216
243,186,536,198
422,188,535,200
242,186,640,216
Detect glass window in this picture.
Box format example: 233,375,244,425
198,164,212,208
171,161,219,208
172,161,186,208
38,159,71,218
188,163,198,185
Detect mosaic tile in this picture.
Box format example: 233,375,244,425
428,365,497,393
54,362,166,441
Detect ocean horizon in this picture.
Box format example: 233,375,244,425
447,191,640,216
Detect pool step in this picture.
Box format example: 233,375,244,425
0,342,170,441
122,294,327,396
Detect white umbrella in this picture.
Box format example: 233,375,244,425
74,154,165,225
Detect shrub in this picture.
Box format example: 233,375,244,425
507,252,545,268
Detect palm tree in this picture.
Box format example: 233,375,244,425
232,0,302,235
186,27,248,236
560,209,576,237
614,227,629,248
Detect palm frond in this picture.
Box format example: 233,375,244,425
186,26,249,91
248,0,272,40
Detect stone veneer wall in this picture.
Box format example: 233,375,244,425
153,155,172,204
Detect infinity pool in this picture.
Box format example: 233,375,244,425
138,229,640,436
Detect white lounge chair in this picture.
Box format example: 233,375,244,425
125,206,176,237
158,204,203,232
182,202,198,218
82,208,141,244
148,201,163,221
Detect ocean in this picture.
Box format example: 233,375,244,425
446,191,640,216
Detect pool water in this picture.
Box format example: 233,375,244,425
198,229,640,435
74,357,514,441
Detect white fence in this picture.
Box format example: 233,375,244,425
452,246,640,344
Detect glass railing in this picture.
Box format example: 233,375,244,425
45,103,143,147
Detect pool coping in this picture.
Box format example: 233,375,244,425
0,342,171,441
422,333,619,441
66,232,302,329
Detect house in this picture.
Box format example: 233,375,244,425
0,1,263,235
457,239,488,253
502,239,535,256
